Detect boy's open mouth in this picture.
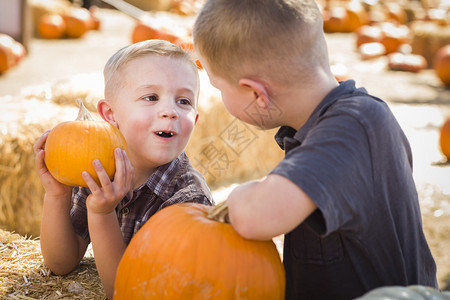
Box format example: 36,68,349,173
155,131,175,138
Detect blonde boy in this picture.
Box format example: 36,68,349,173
193,0,437,299
34,40,213,299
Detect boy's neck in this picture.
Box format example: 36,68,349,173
131,166,157,190
278,75,339,131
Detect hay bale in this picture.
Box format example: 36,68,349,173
0,97,86,237
125,0,173,12
0,229,105,299
410,21,450,67
29,0,71,36
21,72,104,113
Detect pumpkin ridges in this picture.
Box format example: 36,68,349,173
114,203,285,299
115,204,199,298
439,118,450,160
44,101,127,187
38,13,66,39
434,45,450,87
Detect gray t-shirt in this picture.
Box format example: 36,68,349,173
271,80,437,300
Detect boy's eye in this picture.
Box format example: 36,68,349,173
143,95,158,102
178,98,192,106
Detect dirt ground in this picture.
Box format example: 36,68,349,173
1,6,450,293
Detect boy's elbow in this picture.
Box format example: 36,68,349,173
44,259,77,276
228,203,269,241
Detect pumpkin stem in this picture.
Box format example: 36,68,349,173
76,99,94,121
207,201,230,224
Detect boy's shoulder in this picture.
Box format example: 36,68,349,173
162,153,213,204
319,81,392,127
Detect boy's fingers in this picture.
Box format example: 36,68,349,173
92,159,114,195
123,150,134,188
35,149,47,173
33,131,50,154
82,171,100,194
113,148,126,187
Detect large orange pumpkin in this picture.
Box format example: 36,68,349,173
433,44,450,87
114,202,286,299
44,100,128,187
439,117,450,161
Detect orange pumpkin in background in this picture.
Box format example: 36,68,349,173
89,6,101,30
10,41,26,64
131,22,179,44
114,202,286,300
0,34,26,73
384,2,408,24
387,52,427,72
359,42,386,60
433,44,450,87
345,1,369,32
44,101,128,187
439,117,450,161
0,34,16,73
38,13,66,39
62,7,92,38
323,6,350,33
355,25,383,47
379,22,410,54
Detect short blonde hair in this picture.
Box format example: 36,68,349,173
193,0,328,85
104,39,199,101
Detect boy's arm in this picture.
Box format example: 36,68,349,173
87,212,127,300
82,148,133,300
34,131,88,274
227,174,316,241
40,192,89,274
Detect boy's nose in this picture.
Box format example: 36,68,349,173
158,106,178,120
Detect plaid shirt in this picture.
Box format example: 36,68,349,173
70,152,213,245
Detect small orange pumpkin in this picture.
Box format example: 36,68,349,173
433,44,450,87
387,52,427,72
439,117,450,161
385,3,408,25
359,42,386,60
131,22,179,44
0,34,16,73
38,13,66,39
344,1,369,32
88,6,101,30
62,7,92,38
44,100,128,187
114,202,286,299
379,22,410,54
355,25,383,47
323,6,350,33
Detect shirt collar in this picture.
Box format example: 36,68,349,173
275,80,362,151
140,152,188,201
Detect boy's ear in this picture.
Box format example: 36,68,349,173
97,99,117,126
238,78,270,109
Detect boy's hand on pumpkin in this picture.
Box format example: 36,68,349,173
33,131,72,198
83,148,134,215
